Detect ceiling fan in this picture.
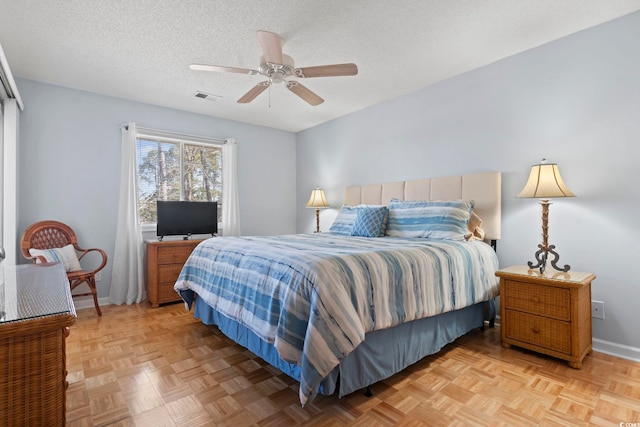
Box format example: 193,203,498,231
190,30,358,106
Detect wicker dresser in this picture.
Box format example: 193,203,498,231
146,239,204,308
0,263,76,426
496,265,594,369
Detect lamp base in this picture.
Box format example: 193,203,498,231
527,199,571,274
527,244,570,274
314,208,321,233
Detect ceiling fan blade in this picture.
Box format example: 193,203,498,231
237,81,270,103
286,81,324,106
190,64,259,75
294,63,358,78
257,30,283,65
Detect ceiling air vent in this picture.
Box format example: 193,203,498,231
194,91,222,101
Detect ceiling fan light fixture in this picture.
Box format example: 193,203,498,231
259,54,295,79
270,71,286,84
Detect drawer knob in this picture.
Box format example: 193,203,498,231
532,327,540,334
531,296,540,304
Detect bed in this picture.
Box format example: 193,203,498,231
175,171,501,406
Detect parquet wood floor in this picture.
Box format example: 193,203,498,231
65,302,640,426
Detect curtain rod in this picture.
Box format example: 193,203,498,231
0,42,24,110
119,123,230,144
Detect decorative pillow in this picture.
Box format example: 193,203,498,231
467,211,486,241
29,244,82,272
351,206,388,237
328,205,359,235
386,199,474,240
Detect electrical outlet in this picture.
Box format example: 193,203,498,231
591,300,605,319
95,271,102,282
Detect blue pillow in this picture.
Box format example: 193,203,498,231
386,199,474,240
328,205,358,235
351,206,388,237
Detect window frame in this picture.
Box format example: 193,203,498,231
133,128,224,233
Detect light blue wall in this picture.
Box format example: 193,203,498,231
296,12,640,350
14,11,640,353
17,79,296,298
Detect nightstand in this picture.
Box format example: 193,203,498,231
146,239,204,307
496,265,594,369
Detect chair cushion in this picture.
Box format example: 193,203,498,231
29,244,82,272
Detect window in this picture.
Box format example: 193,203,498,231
135,129,222,226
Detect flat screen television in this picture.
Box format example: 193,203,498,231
156,201,218,240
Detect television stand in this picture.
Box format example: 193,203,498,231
145,239,204,307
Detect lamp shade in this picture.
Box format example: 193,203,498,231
517,160,575,199
306,188,329,208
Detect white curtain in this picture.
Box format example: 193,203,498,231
222,138,241,236
109,122,145,304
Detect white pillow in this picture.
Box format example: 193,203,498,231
29,244,82,272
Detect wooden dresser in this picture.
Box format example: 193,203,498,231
496,265,594,368
0,263,76,426
146,239,204,307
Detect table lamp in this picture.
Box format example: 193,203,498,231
306,187,329,233
517,159,575,273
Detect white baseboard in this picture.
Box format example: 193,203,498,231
592,338,640,363
72,296,112,311
492,316,640,363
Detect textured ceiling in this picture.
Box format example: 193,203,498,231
1,1,639,132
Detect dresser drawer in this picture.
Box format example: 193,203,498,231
157,246,195,264
157,281,181,302
504,280,570,320
158,263,184,283
505,309,571,354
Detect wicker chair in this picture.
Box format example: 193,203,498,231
20,220,107,316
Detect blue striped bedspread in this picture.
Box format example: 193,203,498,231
174,233,499,405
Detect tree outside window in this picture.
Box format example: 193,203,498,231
136,137,222,225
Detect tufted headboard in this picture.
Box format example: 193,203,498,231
343,171,501,241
